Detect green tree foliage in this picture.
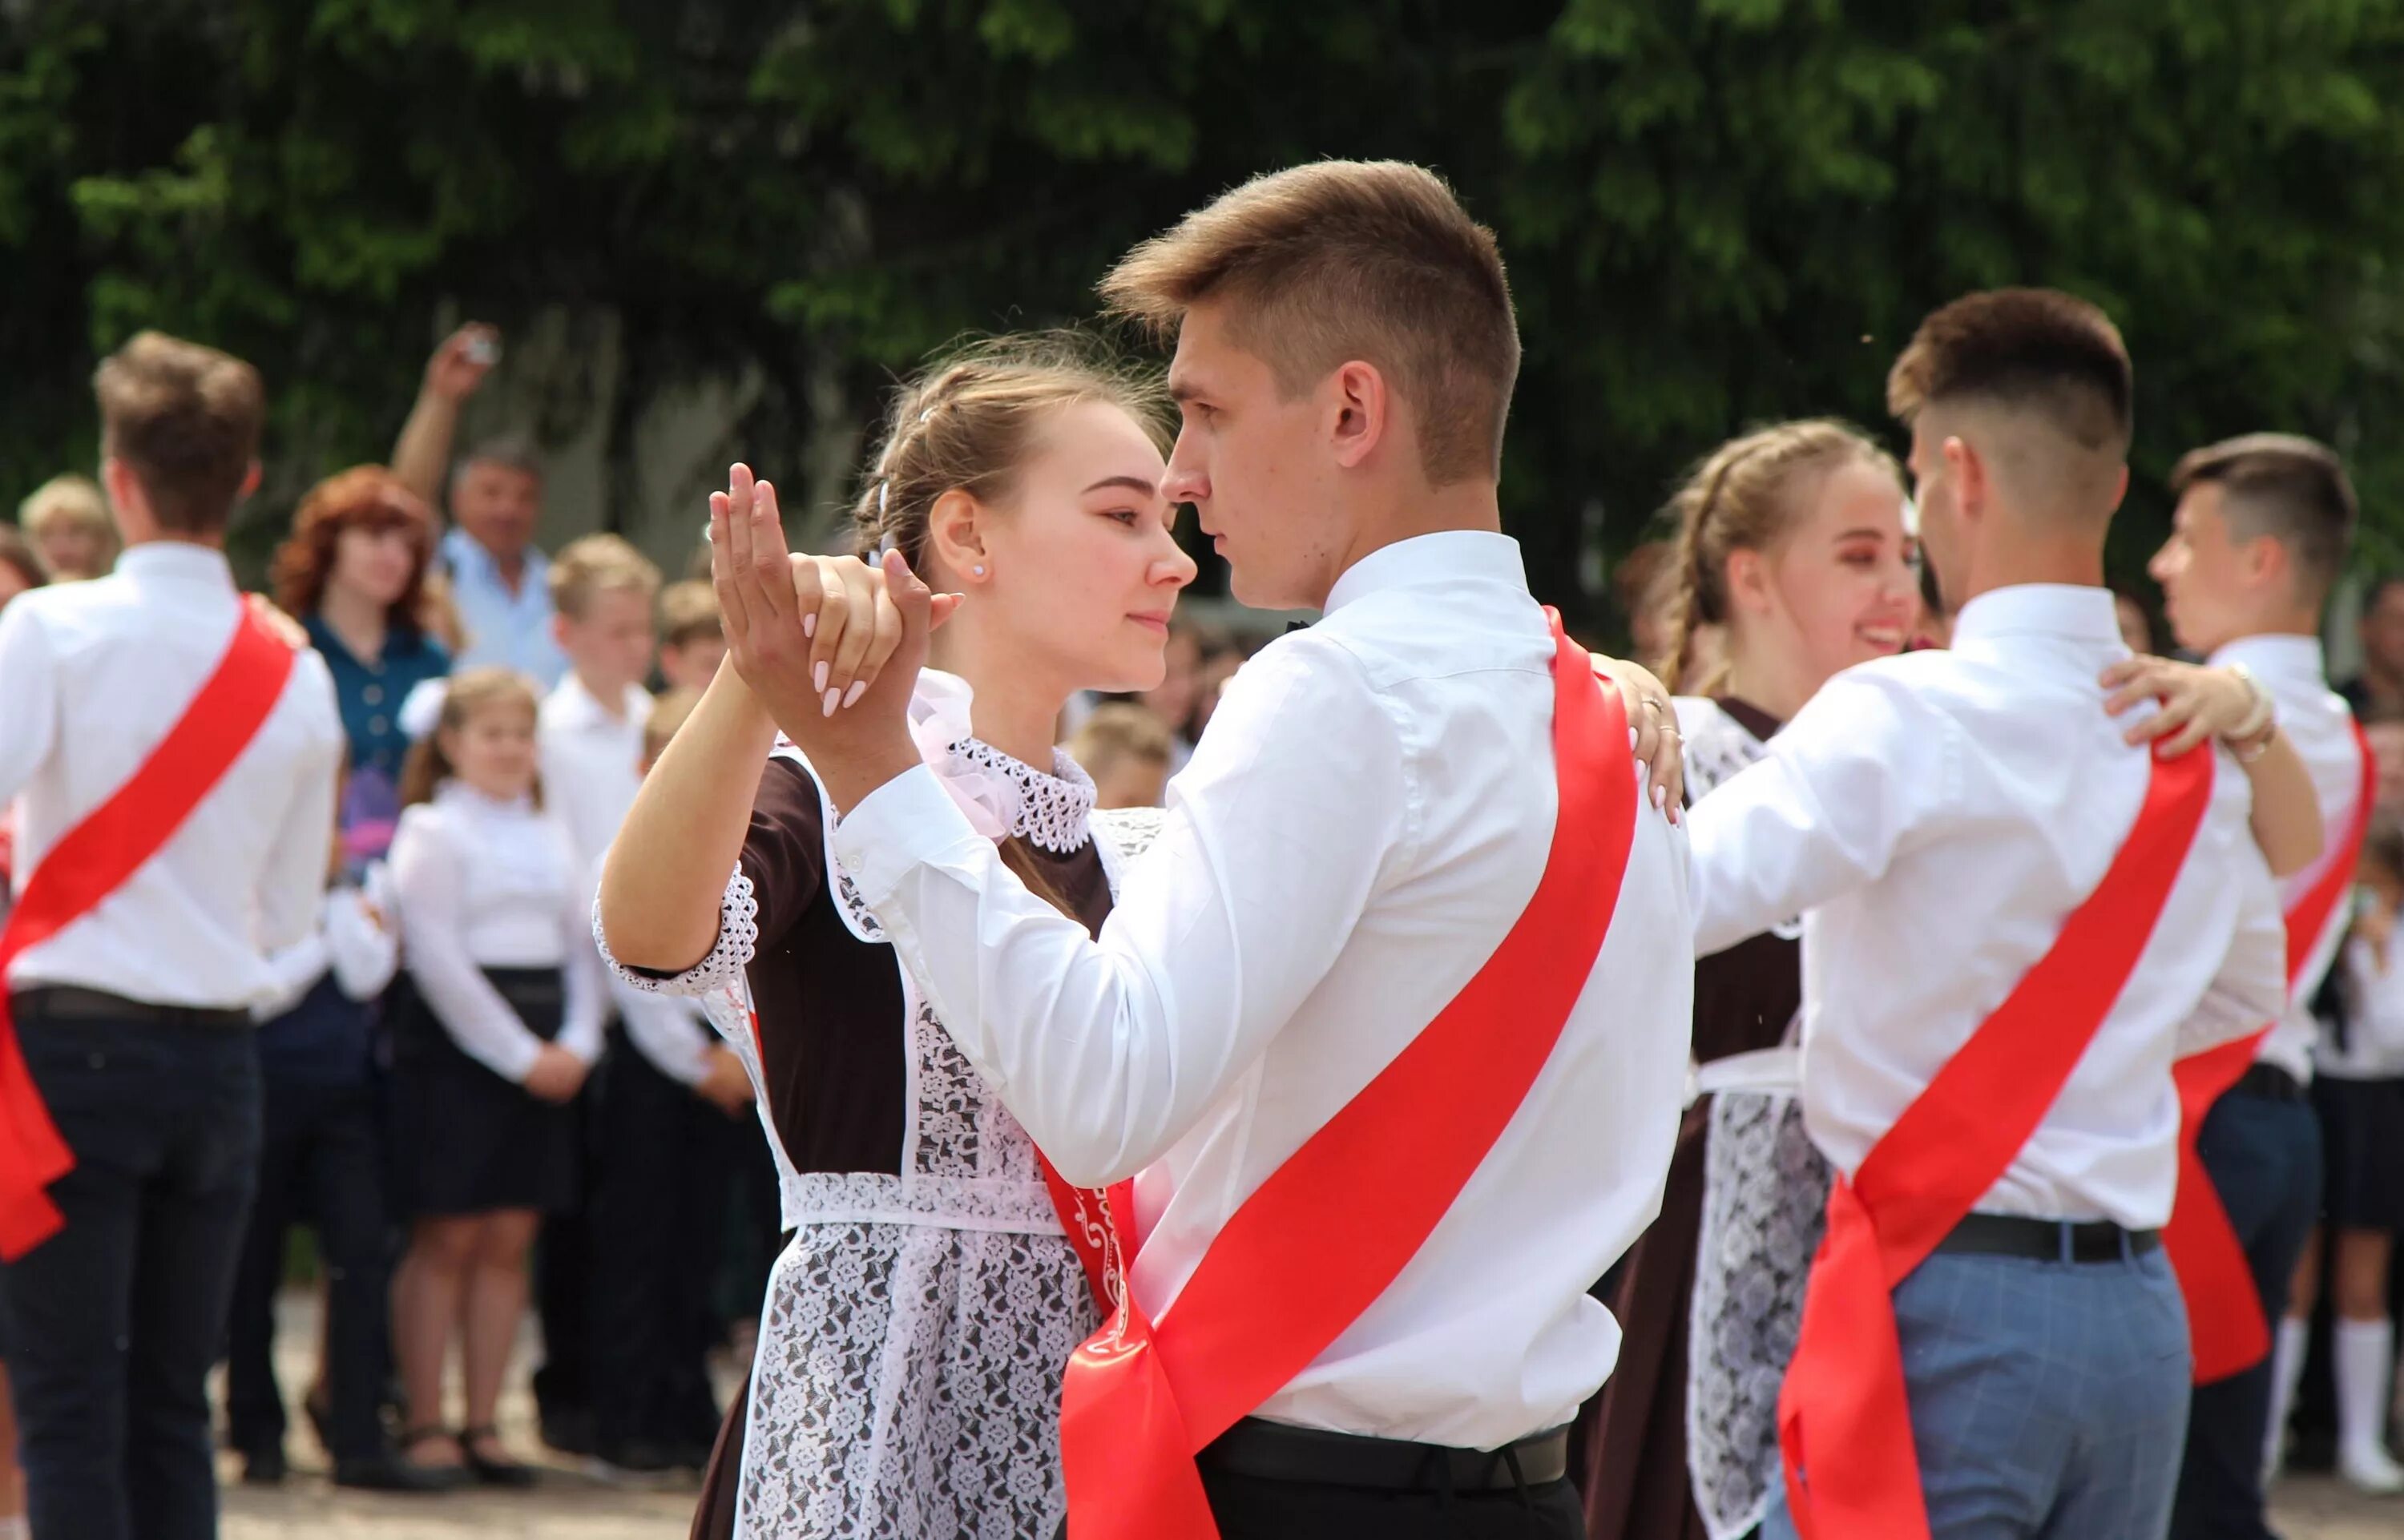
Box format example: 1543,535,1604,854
5,0,2403,627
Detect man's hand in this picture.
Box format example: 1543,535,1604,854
424,324,499,405
1592,655,1684,818
696,1046,756,1117
522,1043,589,1103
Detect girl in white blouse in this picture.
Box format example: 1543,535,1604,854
385,667,604,1485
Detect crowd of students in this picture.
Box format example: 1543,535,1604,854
4,159,2404,1540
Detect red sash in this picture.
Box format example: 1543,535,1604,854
1046,611,1638,1540
2164,720,2374,1383
1776,746,2214,1540
0,609,296,1259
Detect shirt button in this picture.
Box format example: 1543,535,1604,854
369,716,389,735
362,685,384,706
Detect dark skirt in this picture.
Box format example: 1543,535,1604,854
387,966,580,1217
691,1371,745,1540
2313,1073,2404,1233
1574,1099,1712,1540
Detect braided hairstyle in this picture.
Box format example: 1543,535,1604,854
1657,419,1902,695
850,332,1170,579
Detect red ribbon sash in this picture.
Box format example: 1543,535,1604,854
1776,746,2214,1540
2164,720,2374,1383
1048,611,1639,1540
0,609,296,1259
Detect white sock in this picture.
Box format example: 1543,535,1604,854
2334,1316,2398,1460
2265,1312,2311,1474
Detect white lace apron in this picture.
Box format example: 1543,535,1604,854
599,718,1168,1540
1670,699,1832,1540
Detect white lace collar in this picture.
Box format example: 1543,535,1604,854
939,737,1096,853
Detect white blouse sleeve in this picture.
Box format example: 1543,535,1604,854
390,809,547,1083
324,885,401,1002
556,857,607,1064
614,982,715,1086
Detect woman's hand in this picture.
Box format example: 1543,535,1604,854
522,1043,589,1104
1592,655,1685,819
2101,656,2269,756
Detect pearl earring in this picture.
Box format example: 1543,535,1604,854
973,564,986,577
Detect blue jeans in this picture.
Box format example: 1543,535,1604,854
1764,1244,2192,1540
2170,1090,2322,1540
0,1014,262,1540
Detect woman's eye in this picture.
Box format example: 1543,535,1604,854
1106,509,1142,526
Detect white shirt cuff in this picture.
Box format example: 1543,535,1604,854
833,763,993,908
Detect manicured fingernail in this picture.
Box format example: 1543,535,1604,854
823,687,840,718
1653,783,1668,811
803,613,817,639
814,661,829,693
843,681,867,708
1628,728,1639,751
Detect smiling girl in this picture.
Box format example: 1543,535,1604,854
596,333,1197,1539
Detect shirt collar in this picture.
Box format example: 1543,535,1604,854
115,542,234,588
1949,583,2124,651
547,672,641,730
442,527,547,591
1323,530,1527,615
434,779,536,817
2208,633,2327,692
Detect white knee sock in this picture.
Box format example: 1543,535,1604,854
2265,1312,2311,1477
2334,1316,2399,1461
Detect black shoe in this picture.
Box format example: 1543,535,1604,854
461,1425,539,1489
240,1446,288,1486
585,1438,677,1486
334,1452,470,1493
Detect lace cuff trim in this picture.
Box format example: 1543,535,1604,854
591,865,756,996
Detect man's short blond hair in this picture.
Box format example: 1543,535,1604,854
92,331,266,534
549,533,661,619
656,579,723,648
18,474,111,540
1099,159,1520,486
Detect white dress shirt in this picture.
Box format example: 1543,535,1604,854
540,673,652,873
0,544,345,1010
252,884,402,1022
836,530,1693,1450
389,782,604,1079
2208,636,2364,1085
1690,584,2288,1229
2327,932,2404,1080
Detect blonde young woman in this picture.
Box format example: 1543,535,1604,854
1577,421,2329,1540
595,336,1197,1539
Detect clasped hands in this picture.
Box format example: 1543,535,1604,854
705,462,1688,815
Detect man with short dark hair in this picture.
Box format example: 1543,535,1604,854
2149,432,2373,1533
0,331,345,1540
1692,291,2294,1540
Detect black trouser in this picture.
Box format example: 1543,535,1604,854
2170,1085,2324,1540
224,1074,391,1464
532,1066,600,1439
587,1026,740,1453
0,1012,261,1540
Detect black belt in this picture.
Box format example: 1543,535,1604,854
2233,1063,2308,1103
1934,1213,2160,1264
1196,1417,1569,1494
10,986,252,1033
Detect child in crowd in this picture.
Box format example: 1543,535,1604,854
1066,701,1175,809
2286,809,2404,1492
656,579,728,691
225,824,445,1491
586,687,760,1482
15,473,116,581
385,668,604,1484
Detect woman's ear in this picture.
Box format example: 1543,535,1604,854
1724,547,1770,619
926,489,990,585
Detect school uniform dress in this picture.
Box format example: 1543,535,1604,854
385,784,604,1216
0,543,345,1540
1688,584,2288,1540
225,882,402,1471
1577,696,1818,1540
598,683,1156,1538
535,672,651,1448
2171,635,2361,1540
828,533,1694,1538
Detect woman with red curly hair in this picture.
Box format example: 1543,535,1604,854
270,466,451,865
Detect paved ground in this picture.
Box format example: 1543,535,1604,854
200,1291,2398,1538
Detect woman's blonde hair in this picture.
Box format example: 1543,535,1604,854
1658,419,1902,695
850,332,1168,571
399,667,543,808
